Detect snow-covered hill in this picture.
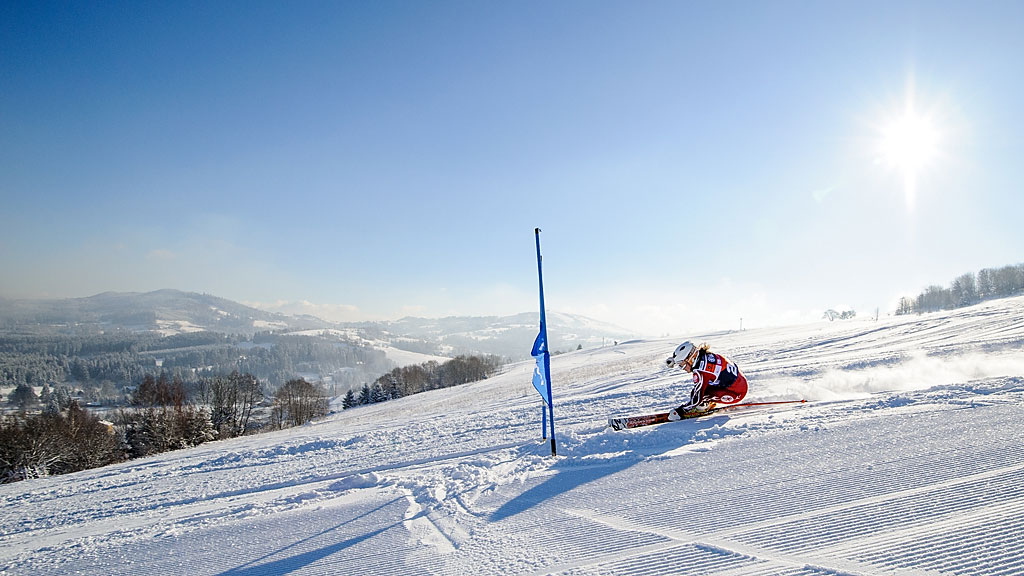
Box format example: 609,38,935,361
3,297,1024,575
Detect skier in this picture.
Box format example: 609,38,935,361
664,341,747,420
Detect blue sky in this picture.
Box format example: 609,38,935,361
2,1,1023,336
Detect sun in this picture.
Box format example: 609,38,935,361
880,111,939,174
875,83,944,209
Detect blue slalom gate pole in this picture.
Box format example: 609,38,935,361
533,228,556,456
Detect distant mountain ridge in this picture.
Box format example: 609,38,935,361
0,289,327,336
0,290,635,360
387,311,634,358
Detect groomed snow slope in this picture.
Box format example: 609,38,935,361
3,297,1024,575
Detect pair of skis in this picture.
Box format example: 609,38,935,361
608,399,807,431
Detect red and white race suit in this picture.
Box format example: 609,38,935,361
678,351,748,411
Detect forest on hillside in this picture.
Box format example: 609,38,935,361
896,263,1024,315
0,330,393,405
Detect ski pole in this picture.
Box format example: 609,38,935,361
719,399,807,410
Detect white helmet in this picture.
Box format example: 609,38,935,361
666,341,698,367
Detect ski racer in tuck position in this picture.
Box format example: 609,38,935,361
665,341,748,420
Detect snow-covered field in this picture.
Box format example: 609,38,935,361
3,297,1024,575
382,346,452,369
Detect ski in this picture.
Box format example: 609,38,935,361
608,400,807,431
608,410,697,430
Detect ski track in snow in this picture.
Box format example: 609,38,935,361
3,296,1024,575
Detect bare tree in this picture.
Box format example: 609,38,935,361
1,402,122,483
896,297,914,316
977,268,995,299
205,371,263,437
916,285,953,313
132,373,185,408
992,265,1024,297
230,372,263,436
272,379,328,428
950,273,979,307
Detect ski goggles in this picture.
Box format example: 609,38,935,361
666,357,694,370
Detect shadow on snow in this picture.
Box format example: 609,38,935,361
215,497,405,576
489,416,726,523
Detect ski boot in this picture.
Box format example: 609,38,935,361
667,401,717,421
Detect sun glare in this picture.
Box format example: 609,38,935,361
881,112,939,173
876,81,944,210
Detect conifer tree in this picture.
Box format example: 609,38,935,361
342,389,356,409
